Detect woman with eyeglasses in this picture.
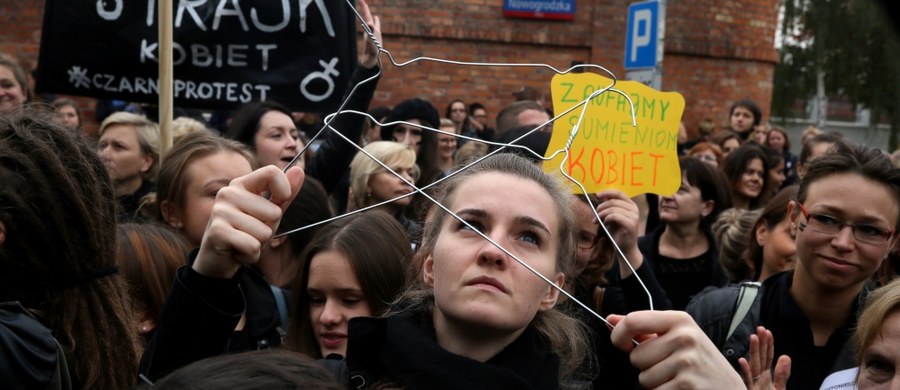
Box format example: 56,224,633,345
687,141,724,168
688,140,900,388
637,157,733,310
568,192,672,389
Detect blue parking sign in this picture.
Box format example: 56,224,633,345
625,0,660,70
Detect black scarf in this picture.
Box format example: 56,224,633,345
345,310,561,390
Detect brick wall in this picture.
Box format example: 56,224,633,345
2,0,779,139
1,0,101,137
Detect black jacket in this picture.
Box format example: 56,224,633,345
306,64,380,196
687,271,862,389
139,263,285,380
0,302,72,390
637,225,729,310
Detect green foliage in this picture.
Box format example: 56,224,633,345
773,0,900,148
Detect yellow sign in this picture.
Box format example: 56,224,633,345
543,73,684,197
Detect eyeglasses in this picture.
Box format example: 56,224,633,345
577,231,598,250
451,108,466,113
796,203,895,244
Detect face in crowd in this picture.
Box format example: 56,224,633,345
0,64,27,113
789,171,898,293
392,119,424,153
736,157,765,203
307,249,371,357
98,124,154,194
730,105,755,133
254,110,304,170
437,124,457,161
448,101,467,124
423,170,566,347
55,104,81,130
659,177,713,226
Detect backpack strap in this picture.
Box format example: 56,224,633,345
269,284,290,330
727,281,761,340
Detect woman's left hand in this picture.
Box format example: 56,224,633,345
739,326,792,390
595,189,643,274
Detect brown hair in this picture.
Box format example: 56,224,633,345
149,349,343,389
714,208,762,282
286,210,410,358
393,153,589,382
797,140,900,231
0,108,140,388
116,223,189,343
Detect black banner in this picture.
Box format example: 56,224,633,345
36,0,358,112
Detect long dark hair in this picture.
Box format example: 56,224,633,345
286,210,410,358
0,109,140,388
722,144,769,210
225,101,293,148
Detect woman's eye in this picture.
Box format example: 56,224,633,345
460,220,483,233
309,296,325,305
342,297,361,305
812,214,839,226
520,231,541,246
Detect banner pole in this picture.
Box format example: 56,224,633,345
158,0,174,161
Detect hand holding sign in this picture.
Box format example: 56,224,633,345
543,73,684,197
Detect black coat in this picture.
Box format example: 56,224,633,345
138,263,285,380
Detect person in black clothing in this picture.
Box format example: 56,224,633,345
569,191,672,389
0,110,139,388
225,0,383,198
284,210,409,359
688,140,900,389
144,152,751,388
638,157,732,310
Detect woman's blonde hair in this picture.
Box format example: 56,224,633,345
99,112,161,181
854,279,900,368
349,141,418,209
391,153,590,382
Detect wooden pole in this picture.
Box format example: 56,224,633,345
158,0,174,161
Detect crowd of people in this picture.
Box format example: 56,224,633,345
3,3,900,389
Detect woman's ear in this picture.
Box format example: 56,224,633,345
0,220,6,247
701,200,714,218
140,155,155,175
160,200,182,229
137,310,156,335
755,222,769,247
423,253,435,286
539,272,565,311
787,201,800,237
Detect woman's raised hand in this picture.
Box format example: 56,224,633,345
193,166,304,279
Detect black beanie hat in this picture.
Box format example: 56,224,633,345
381,98,440,141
